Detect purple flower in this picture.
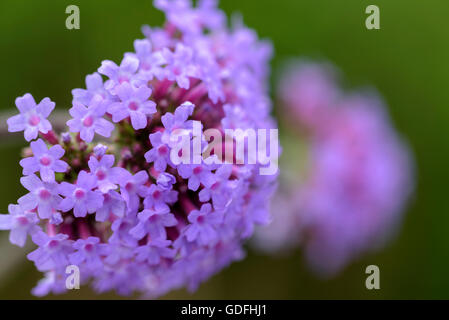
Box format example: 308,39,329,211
58,171,104,217
145,102,195,173
185,204,222,246
278,62,338,129
134,239,176,265
92,262,141,296
0,204,39,247
128,39,165,81
177,163,215,191
19,139,68,182
27,231,74,271
161,101,195,133
96,190,126,222
254,62,413,276
93,144,108,158
155,0,225,37
119,170,149,213
72,72,113,105
98,55,139,94
144,131,172,172
241,186,273,238
156,172,176,190
61,132,72,144
161,43,196,89
69,237,108,270
197,63,224,104
108,83,157,130
299,103,413,276
130,207,178,240
109,218,140,248
88,154,128,193
31,271,68,297
18,174,62,220
67,95,114,143
143,184,178,211
142,25,174,49
199,165,234,209
48,211,63,226
252,193,300,254
7,93,54,141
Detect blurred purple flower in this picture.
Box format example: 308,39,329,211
255,61,413,277
134,239,176,265
96,190,126,222
185,203,223,246
161,43,196,89
130,207,177,240
27,231,74,271
0,204,39,247
198,164,233,209
69,237,109,270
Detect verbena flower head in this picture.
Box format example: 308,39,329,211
299,95,414,276
2,0,277,297
255,61,413,276
277,61,339,130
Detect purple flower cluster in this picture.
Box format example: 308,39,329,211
1,0,277,297
255,62,413,276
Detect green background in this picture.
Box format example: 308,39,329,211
0,0,447,299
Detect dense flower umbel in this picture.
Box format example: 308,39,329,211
2,0,277,297
254,62,413,276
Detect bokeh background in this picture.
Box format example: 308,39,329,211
0,0,447,299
